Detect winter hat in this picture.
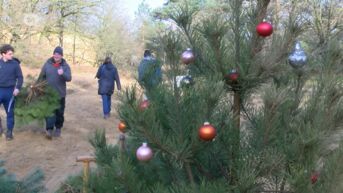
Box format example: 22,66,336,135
53,46,63,56
144,50,152,57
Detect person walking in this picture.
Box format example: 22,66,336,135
0,44,23,140
96,57,121,119
138,50,162,91
38,46,72,139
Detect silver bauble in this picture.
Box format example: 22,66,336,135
288,41,307,69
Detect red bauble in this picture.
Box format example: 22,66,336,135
136,143,153,162
311,172,319,184
118,121,127,133
199,122,217,141
139,100,150,111
181,48,195,65
256,22,273,37
228,69,239,82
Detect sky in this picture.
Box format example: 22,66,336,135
123,0,166,19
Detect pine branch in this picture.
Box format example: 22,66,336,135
250,0,271,58
185,163,195,186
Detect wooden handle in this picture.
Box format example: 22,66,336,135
76,156,95,193
76,156,96,163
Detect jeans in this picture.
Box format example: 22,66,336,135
46,98,65,131
101,95,112,115
0,87,15,132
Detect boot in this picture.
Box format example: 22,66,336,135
6,130,13,141
54,128,61,137
46,130,53,140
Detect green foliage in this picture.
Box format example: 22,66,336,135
55,174,84,193
85,128,234,193
59,0,343,192
0,159,45,193
15,79,60,126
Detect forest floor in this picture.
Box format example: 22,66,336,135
0,65,134,193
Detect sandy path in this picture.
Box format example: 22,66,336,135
0,66,133,192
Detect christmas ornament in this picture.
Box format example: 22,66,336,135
199,122,217,141
139,94,149,111
118,121,127,133
256,21,273,37
136,143,153,161
181,48,195,65
227,69,239,82
139,99,150,111
288,41,308,69
311,172,319,184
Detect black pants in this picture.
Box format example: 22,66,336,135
46,98,65,131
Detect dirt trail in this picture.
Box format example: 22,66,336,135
0,66,133,192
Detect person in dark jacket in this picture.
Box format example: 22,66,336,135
96,57,121,119
138,50,162,91
0,44,23,140
38,46,72,139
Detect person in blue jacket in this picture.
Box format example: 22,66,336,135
0,44,23,140
138,50,162,91
96,57,121,119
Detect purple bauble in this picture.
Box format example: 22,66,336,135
181,48,195,65
136,143,153,162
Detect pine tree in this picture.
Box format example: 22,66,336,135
0,159,45,193
61,0,343,192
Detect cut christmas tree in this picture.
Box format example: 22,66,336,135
15,76,60,126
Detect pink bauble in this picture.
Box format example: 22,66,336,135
139,100,150,111
181,48,195,65
136,143,153,161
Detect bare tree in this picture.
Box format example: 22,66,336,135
44,0,100,47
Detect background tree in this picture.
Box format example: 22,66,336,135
0,159,45,193
43,0,99,47
0,0,144,67
93,0,139,67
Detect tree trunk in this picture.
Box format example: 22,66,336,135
228,0,243,186
59,29,64,47
72,15,78,65
0,0,3,13
58,18,64,47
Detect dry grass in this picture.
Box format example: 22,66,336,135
0,64,135,192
